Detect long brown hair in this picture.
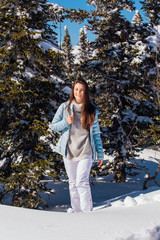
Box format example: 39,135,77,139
67,77,95,131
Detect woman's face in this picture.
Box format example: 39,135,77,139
74,83,85,104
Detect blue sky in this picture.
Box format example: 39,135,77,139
49,0,148,46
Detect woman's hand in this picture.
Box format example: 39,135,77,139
97,160,103,167
67,114,74,125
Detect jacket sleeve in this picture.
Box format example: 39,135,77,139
92,114,104,160
51,103,69,132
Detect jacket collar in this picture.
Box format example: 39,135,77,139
67,100,100,116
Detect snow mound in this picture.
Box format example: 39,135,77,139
1,149,160,240
1,188,160,240
126,226,160,240
124,196,137,207
111,189,160,208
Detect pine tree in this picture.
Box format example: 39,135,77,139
62,26,74,81
140,0,160,148
85,0,159,181
78,27,90,65
72,27,93,83
0,0,67,208
132,10,143,26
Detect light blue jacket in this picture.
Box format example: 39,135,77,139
51,101,104,161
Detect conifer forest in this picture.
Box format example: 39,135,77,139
0,0,160,209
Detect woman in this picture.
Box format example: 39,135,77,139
51,77,104,213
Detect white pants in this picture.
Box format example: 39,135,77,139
63,156,93,213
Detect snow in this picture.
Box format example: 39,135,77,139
72,45,81,64
62,86,71,95
15,155,23,164
146,34,159,52
50,75,64,84
23,67,36,79
11,76,19,83
80,27,87,34
19,119,29,125
0,158,7,168
47,2,64,13
29,28,42,39
138,116,154,124
108,8,119,14
38,41,63,53
0,149,160,240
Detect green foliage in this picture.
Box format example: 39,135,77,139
140,0,160,26
78,28,90,65
0,0,66,208
66,8,90,23
149,119,160,144
0,76,65,208
62,26,74,81
82,0,160,182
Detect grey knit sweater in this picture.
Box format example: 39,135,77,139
66,100,92,161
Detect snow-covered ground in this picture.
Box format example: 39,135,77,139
0,149,160,240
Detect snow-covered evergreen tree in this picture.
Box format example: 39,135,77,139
85,0,159,181
71,27,93,83
78,27,90,65
132,10,143,26
62,26,74,81
0,0,67,208
140,0,160,147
